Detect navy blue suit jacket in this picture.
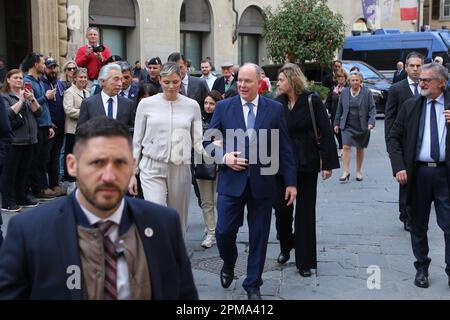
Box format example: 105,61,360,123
205,95,296,199
0,194,198,300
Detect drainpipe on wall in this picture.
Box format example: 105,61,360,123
232,0,238,43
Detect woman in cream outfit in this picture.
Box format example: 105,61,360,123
129,62,205,234
63,68,89,194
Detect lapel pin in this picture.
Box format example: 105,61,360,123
144,228,154,238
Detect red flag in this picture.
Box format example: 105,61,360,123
400,0,418,20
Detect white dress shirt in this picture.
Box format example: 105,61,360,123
101,91,118,119
120,86,131,98
201,74,217,91
76,190,131,300
407,76,421,96
241,96,259,128
418,93,447,162
181,74,189,95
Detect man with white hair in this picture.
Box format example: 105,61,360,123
434,56,444,65
77,64,135,132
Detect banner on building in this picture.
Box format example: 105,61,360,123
400,0,418,20
362,0,377,25
380,0,394,22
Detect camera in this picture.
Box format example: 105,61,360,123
92,45,105,53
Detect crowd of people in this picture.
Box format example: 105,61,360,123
0,26,449,300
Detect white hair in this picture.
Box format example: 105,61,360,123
98,63,122,81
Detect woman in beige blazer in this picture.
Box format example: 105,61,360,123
63,68,89,193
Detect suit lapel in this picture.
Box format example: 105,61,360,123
127,200,164,299
56,196,85,300
232,96,246,131
96,94,107,116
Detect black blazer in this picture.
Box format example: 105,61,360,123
186,75,210,109
0,194,198,300
387,92,450,205
276,92,340,173
392,69,407,84
384,78,415,142
212,76,236,95
77,93,136,130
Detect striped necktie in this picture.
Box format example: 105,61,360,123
94,221,118,300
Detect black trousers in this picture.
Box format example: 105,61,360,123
274,171,318,269
47,127,65,188
411,165,450,277
29,127,51,194
0,145,34,205
64,134,76,182
398,184,411,223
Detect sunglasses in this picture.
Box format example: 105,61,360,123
67,67,77,71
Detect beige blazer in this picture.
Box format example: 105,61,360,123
63,85,90,134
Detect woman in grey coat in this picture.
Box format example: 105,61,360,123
334,71,376,182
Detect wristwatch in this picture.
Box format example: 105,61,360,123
31,99,36,103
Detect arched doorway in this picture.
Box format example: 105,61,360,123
0,0,32,69
180,0,212,70
89,0,137,60
238,6,265,66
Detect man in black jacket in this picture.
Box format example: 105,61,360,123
392,61,407,84
387,63,450,289
384,52,423,232
0,96,14,246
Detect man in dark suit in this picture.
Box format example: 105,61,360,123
204,63,297,300
117,61,139,106
0,117,198,299
385,52,423,232
392,61,408,84
167,52,209,109
0,96,13,247
78,64,135,132
387,63,450,289
212,61,237,96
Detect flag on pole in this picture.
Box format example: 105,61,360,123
380,0,394,22
400,0,418,20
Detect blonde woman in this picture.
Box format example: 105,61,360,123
63,68,89,193
61,61,78,90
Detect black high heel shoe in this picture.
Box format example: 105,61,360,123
299,269,312,277
339,173,350,182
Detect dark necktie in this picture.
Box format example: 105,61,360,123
413,83,419,97
247,102,256,137
94,221,118,300
107,98,114,118
430,100,440,162
82,90,86,99
120,91,126,97
180,82,186,96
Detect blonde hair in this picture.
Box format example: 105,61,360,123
278,63,308,95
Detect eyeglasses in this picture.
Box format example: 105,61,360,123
67,67,77,71
418,78,439,84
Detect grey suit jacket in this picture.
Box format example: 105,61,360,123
334,86,376,130
77,93,136,130
187,76,210,110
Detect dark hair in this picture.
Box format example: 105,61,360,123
206,90,223,103
349,66,360,72
406,51,424,65
74,117,131,154
106,55,123,64
21,52,43,73
167,52,186,64
137,82,158,101
135,60,140,65
1,69,23,93
116,61,132,73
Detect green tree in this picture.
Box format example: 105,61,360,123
264,0,346,68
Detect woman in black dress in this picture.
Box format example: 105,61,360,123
274,63,339,277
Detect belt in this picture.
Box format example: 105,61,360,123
416,161,446,168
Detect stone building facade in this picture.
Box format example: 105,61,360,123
0,0,421,70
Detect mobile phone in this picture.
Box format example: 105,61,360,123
24,82,33,92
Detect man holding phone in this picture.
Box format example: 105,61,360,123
75,27,111,81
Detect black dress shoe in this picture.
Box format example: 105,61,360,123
414,270,429,288
220,265,234,288
246,287,262,300
299,269,312,277
403,220,412,232
277,252,290,264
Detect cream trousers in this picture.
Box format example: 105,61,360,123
196,178,217,235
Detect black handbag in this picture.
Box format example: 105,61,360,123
194,163,217,180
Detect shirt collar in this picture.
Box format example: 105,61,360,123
241,95,259,108
182,74,189,85
75,189,124,226
101,91,117,104
427,93,444,105
407,76,418,85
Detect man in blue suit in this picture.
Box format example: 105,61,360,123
205,63,297,300
0,117,197,300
